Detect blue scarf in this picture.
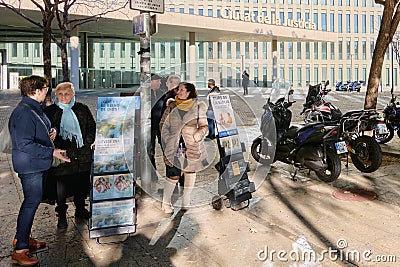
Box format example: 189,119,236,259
55,97,84,148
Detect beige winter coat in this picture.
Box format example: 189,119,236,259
160,98,208,173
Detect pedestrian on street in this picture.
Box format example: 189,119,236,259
9,75,70,266
242,70,249,95
44,82,96,229
159,82,208,213
205,79,220,140
149,73,167,180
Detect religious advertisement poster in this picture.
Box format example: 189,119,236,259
219,135,242,156
210,94,238,137
90,199,135,230
93,96,139,174
92,173,135,201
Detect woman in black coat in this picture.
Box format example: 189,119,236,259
44,82,96,229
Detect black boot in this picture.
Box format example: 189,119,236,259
55,205,68,229
75,208,90,220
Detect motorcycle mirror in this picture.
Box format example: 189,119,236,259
288,89,294,102
325,80,330,86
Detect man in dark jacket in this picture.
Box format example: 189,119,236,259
242,70,250,95
149,74,167,179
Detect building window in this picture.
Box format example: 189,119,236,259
297,67,302,86
280,12,284,23
346,40,351,59
346,14,350,33
362,67,367,81
23,43,29,57
297,12,301,19
362,14,366,33
120,43,125,58
314,13,318,30
321,0,327,4
354,41,359,60
314,42,319,59
199,43,204,59
100,43,105,58
218,42,222,59
338,0,342,5
322,66,327,81
386,47,390,59
362,41,366,59
386,68,390,86
280,42,285,59
170,42,176,58
179,8,184,13
151,42,155,58
314,0,318,4
254,42,259,59
346,0,350,5
236,42,241,59
305,12,309,21
355,67,359,81
227,42,232,59
254,66,259,84
370,15,374,33
189,8,194,14
289,66,293,84
354,0,358,6
347,67,351,81
330,13,335,32
288,42,293,59
378,15,381,29
208,9,213,17
339,41,343,59
362,0,366,5
330,67,335,83
370,0,374,7
370,41,375,58
330,42,335,59
208,42,213,59
217,9,221,18
262,42,267,59
288,12,293,20
12,43,17,57
199,9,204,15
306,66,310,85
110,43,115,58
338,14,342,32
34,43,40,58
330,0,335,5
354,14,358,33
321,13,327,31
169,8,175,12
160,42,166,58
306,43,310,59
314,67,319,83
245,42,250,59
130,42,135,57
297,42,302,59
280,67,285,81
339,67,343,81
322,42,327,59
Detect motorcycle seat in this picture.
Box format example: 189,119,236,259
284,123,322,139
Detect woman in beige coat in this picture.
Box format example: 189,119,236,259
159,82,208,213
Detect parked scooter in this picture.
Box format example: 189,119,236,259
300,83,383,173
374,94,400,144
251,90,342,182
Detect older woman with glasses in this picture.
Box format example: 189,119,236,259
44,82,96,229
9,75,70,266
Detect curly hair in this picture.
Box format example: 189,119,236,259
179,82,198,99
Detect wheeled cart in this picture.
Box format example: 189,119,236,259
208,94,255,210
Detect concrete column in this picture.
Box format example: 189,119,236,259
189,32,196,84
272,39,278,85
70,27,79,91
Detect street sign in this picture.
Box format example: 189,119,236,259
132,14,145,35
150,15,157,35
130,0,164,14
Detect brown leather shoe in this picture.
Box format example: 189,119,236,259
13,237,46,250
11,249,39,266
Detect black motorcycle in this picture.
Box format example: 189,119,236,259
251,91,342,182
301,83,383,173
374,94,400,144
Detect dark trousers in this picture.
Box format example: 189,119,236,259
149,128,161,170
15,172,44,250
56,171,90,213
207,117,216,138
243,85,248,95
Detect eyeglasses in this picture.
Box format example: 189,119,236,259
42,86,49,93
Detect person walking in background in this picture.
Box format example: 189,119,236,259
205,79,220,140
44,82,96,229
159,82,208,213
9,75,70,266
149,73,167,180
242,70,249,95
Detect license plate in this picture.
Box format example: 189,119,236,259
335,141,348,154
376,123,389,134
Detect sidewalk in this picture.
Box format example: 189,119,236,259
1,88,400,266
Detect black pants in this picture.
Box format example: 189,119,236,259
56,171,90,213
149,128,161,170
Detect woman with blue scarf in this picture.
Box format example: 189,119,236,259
44,82,96,229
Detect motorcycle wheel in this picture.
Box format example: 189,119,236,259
251,138,274,164
315,147,341,183
373,123,394,144
350,136,382,173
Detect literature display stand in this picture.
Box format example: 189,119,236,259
209,95,255,211
89,96,140,244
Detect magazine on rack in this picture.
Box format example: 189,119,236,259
92,173,134,201
90,199,135,230
210,94,238,137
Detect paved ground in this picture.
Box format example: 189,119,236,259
0,87,400,266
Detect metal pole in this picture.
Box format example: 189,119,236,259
391,43,394,96
139,12,152,195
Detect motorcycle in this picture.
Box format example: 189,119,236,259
374,94,400,144
301,82,383,173
251,90,342,182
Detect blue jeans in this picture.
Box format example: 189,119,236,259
15,172,44,250
206,109,215,137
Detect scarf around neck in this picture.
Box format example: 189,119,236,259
175,97,196,111
55,97,84,148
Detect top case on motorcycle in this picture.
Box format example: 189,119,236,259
284,123,324,143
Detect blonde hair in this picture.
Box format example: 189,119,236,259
55,82,75,95
166,75,181,90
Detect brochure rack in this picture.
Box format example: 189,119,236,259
88,96,140,243
209,95,255,210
